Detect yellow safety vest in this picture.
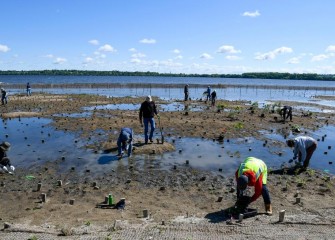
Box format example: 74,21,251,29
238,157,268,184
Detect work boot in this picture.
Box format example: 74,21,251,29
265,204,273,215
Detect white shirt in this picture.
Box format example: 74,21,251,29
293,136,317,162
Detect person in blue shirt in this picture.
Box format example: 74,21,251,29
26,82,32,96
206,86,211,103
117,128,133,158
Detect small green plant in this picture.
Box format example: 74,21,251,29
234,122,244,130
251,102,258,109
28,236,38,240
85,221,91,226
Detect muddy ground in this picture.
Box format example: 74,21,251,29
0,93,334,239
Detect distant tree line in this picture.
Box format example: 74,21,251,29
0,70,334,81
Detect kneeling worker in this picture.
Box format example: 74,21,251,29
0,142,15,174
236,157,272,215
117,128,133,158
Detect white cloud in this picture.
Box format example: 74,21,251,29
311,54,328,62
0,44,10,52
242,10,260,17
98,44,116,52
139,38,156,44
131,53,146,58
217,45,241,54
44,54,54,58
200,53,213,59
83,57,94,64
175,55,183,60
326,45,335,52
88,39,99,45
129,48,137,52
53,57,67,64
255,47,293,60
131,58,141,63
172,49,180,54
225,55,241,60
287,57,300,64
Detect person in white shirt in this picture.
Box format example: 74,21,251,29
286,136,317,170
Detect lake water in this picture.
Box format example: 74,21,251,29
0,75,334,175
1,75,335,108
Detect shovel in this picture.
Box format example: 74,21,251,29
158,116,164,144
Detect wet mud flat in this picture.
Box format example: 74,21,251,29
0,93,334,238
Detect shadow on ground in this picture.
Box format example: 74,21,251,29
270,166,305,175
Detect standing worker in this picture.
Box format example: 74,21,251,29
117,127,133,158
0,142,15,174
211,90,217,107
1,88,8,105
26,82,32,96
139,95,158,144
236,157,272,215
184,84,189,101
286,136,317,170
280,106,292,123
206,86,211,103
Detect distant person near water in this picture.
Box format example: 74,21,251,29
205,86,211,103
184,84,189,101
211,90,217,107
26,82,32,96
1,88,8,105
280,106,292,123
139,95,159,144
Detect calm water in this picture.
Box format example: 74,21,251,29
0,75,334,175
1,75,335,108
1,75,335,88
1,117,334,175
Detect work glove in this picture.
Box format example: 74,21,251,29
2,166,8,173
10,166,15,172
157,115,160,119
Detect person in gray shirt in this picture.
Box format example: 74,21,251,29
286,136,317,169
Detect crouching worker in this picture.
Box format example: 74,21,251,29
117,128,133,158
236,157,272,215
0,142,15,174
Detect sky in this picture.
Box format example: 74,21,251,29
0,0,335,74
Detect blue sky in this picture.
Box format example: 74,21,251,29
0,0,334,74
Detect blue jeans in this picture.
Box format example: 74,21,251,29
262,184,271,204
1,96,7,105
27,88,31,96
117,139,132,156
143,117,155,143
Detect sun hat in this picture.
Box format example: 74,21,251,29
0,142,11,151
146,95,152,102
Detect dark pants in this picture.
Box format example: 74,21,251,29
184,92,189,101
299,142,317,168
262,184,271,204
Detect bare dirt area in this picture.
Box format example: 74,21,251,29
0,93,334,239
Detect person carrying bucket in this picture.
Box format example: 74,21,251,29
236,157,272,215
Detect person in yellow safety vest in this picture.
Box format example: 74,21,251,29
235,157,272,215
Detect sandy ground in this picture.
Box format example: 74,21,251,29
0,93,334,239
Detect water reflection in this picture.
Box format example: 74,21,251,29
1,117,334,176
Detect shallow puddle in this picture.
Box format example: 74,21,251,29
1,117,334,176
